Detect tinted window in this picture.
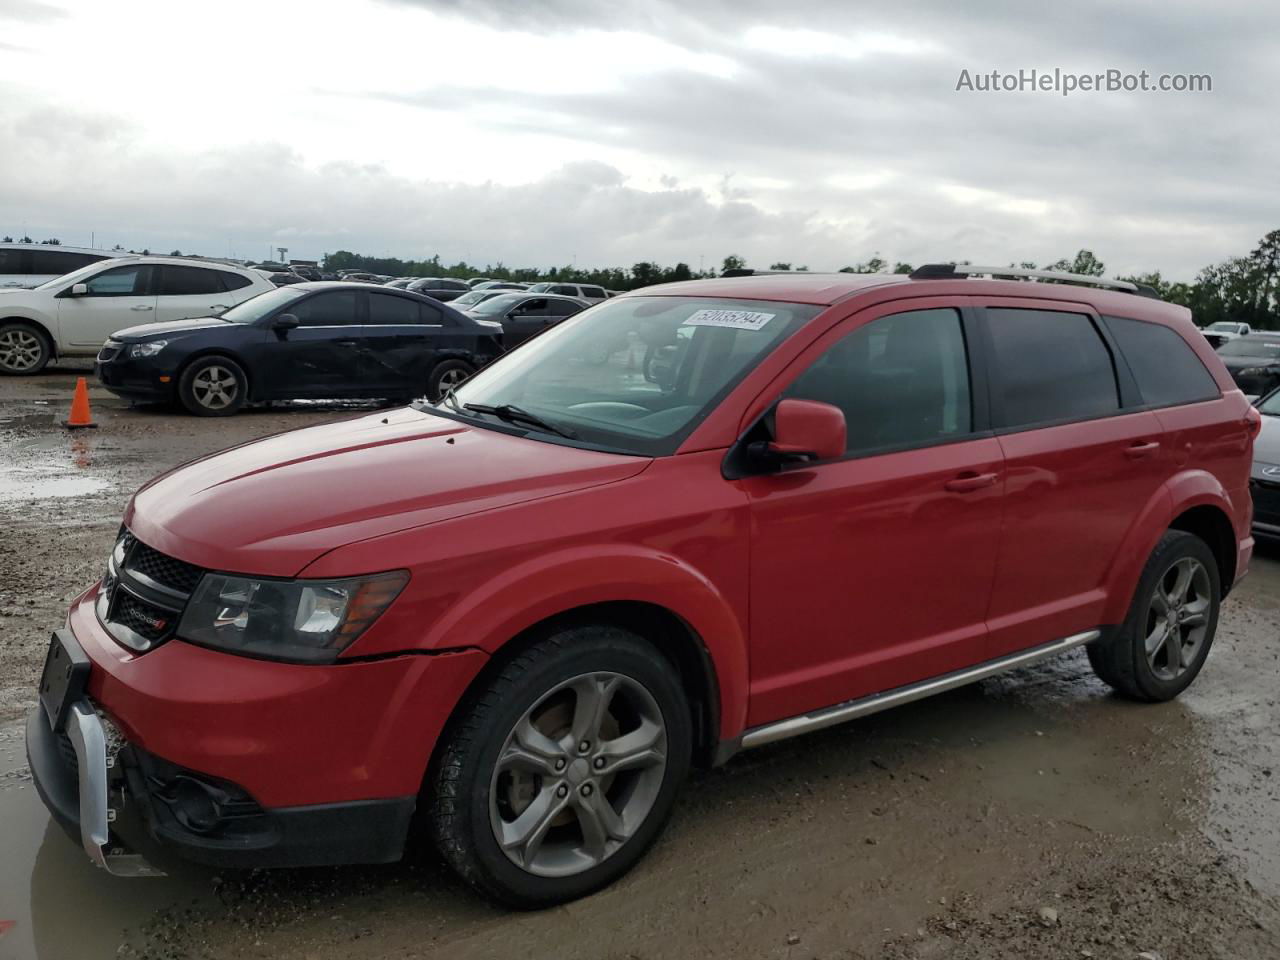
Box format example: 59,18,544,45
368,293,420,325
82,265,149,296
292,291,359,326
218,271,252,291
0,250,24,273
31,250,99,274
1105,316,1220,407
986,308,1118,427
785,308,971,455
551,285,577,296
547,300,583,317
582,286,606,298
420,302,446,325
158,265,223,296
516,298,549,316
443,279,468,291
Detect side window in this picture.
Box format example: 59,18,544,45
368,293,420,325
547,300,582,317
552,285,577,296
291,291,359,326
158,265,223,296
582,286,606,298
785,308,972,455
516,298,549,316
217,271,252,292
0,250,24,273
985,308,1119,427
81,265,150,296
420,302,445,325
1104,315,1221,407
31,250,99,274
444,279,468,291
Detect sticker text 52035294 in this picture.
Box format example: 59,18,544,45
682,309,776,331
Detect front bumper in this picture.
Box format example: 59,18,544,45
28,593,490,872
94,351,177,402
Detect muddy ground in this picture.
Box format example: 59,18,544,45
1,366,1279,960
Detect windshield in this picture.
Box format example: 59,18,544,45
471,294,525,316
1206,322,1243,332
437,296,820,456
34,257,133,290
219,286,309,323
1218,338,1280,358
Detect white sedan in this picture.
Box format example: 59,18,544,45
0,256,275,374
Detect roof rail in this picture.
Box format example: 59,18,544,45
909,263,1159,298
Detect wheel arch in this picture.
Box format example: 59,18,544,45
0,315,57,359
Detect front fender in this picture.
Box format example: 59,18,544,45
422,544,749,740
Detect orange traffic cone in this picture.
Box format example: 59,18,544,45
63,376,98,429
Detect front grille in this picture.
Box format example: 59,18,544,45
99,529,206,653
1252,481,1280,524
115,592,175,641
127,541,203,593
97,341,122,363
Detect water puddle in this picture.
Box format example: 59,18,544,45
0,724,220,960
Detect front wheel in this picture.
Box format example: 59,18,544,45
178,356,247,416
1087,529,1220,701
428,359,474,401
430,627,692,908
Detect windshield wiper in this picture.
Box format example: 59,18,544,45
462,403,579,439
438,388,465,413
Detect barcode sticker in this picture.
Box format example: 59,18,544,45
683,309,776,331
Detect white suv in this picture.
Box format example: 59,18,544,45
0,242,116,289
524,282,609,302
0,256,275,374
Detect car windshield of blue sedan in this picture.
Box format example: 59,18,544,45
219,286,309,323
437,296,819,456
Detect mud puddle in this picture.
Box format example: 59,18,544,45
0,725,221,960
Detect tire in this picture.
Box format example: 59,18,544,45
178,356,248,416
429,626,693,908
0,321,53,375
427,359,474,401
1087,530,1220,701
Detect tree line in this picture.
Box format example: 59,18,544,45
9,229,1278,330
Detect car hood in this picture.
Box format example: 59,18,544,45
111,316,231,341
124,406,650,577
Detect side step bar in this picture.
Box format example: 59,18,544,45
739,629,1101,751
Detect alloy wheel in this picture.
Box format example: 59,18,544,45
0,329,43,372
191,365,239,410
438,367,468,394
489,671,668,878
1145,556,1211,681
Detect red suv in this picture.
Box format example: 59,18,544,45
28,266,1258,906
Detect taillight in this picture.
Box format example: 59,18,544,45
1246,406,1263,438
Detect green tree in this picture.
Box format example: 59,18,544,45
769,262,792,271
721,254,746,273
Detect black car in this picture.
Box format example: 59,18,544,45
457,292,589,347
95,282,504,416
1216,334,1280,396
1252,387,1280,540
405,277,470,302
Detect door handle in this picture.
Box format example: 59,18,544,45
1125,440,1161,459
210,304,229,313
944,471,999,493
130,305,153,311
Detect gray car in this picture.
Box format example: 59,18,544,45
458,291,589,347
1252,388,1280,539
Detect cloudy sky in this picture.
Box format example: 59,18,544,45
1,0,1275,278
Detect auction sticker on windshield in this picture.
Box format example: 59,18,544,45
683,309,776,331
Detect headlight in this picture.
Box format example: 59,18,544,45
129,340,168,358
177,571,409,663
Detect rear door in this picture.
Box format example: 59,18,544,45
55,263,157,347
745,299,1005,725
153,264,236,322
361,292,471,395
977,299,1165,657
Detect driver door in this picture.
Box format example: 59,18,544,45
56,264,157,348
502,298,552,347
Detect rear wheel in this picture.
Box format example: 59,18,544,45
430,626,692,908
0,322,52,375
428,359,474,401
178,356,247,416
1087,530,1220,701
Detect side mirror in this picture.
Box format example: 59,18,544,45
69,283,88,296
766,398,846,463
272,313,299,331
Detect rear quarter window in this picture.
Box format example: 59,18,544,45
1103,315,1221,407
